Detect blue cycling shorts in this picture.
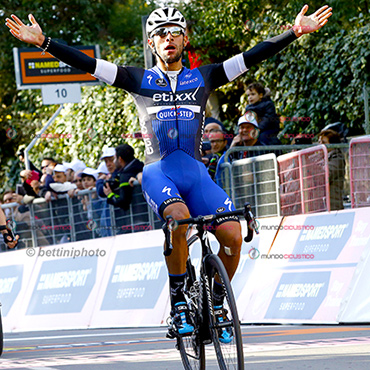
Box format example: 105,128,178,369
141,150,239,226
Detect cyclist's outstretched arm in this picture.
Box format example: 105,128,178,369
6,14,96,74
205,5,332,90
243,4,332,68
5,14,121,85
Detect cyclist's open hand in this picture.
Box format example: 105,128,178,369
293,5,332,37
5,14,45,47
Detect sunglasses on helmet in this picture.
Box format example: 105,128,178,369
151,26,184,38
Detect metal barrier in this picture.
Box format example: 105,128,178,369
220,144,349,217
350,135,370,208
1,142,354,250
278,145,330,215
1,184,163,251
230,154,280,218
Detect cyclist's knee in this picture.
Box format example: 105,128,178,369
223,236,242,257
216,226,242,257
163,202,190,221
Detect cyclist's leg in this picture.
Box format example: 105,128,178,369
179,157,243,283
215,221,242,281
163,202,190,276
142,161,194,334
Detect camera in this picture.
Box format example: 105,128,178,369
104,178,120,192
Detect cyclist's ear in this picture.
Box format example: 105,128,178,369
148,38,155,50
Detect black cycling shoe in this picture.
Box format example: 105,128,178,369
168,301,195,337
214,305,233,344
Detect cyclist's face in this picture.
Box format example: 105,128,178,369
150,24,187,65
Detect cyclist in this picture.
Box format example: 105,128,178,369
6,4,332,339
0,208,19,249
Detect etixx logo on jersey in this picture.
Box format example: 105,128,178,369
155,78,168,87
157,107,195,121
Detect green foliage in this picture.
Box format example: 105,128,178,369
0,1,147,192
1,0,370,193
182,0,370,138
32,43,145,168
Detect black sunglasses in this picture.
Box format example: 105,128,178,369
151,26,184,38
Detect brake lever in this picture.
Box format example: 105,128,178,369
163,215,175,257
243,203,259,243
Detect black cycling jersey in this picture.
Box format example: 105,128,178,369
42,29,297,164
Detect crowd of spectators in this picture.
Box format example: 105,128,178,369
1,81,349,248
1,143,143,247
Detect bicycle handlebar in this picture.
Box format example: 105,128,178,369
162,202,259,257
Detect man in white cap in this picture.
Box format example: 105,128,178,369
44,164,77,202
99,147,116,175
63,159,87,182
229,111,266,160
6,4,332,338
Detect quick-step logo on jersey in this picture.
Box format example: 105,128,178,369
156,107,195,121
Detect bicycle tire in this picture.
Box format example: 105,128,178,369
177,260,205,370
204,254,244,370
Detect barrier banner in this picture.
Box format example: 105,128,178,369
90,230,170,328
337,210,370,322
241,208,370,323
0,249,38,332
3,207,370,332
100,248,166,310
14,240,111,331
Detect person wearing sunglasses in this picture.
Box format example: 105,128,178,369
6,4,332,336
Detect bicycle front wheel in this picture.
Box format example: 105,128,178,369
204,254,244,370
177,261,205,370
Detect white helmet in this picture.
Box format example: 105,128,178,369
146,7,186,37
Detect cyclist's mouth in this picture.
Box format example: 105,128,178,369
164,45,176,53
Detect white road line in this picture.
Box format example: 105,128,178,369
4,329,169,342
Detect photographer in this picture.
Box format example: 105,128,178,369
102,144,144,210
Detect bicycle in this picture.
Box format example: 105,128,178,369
163,203,258,370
